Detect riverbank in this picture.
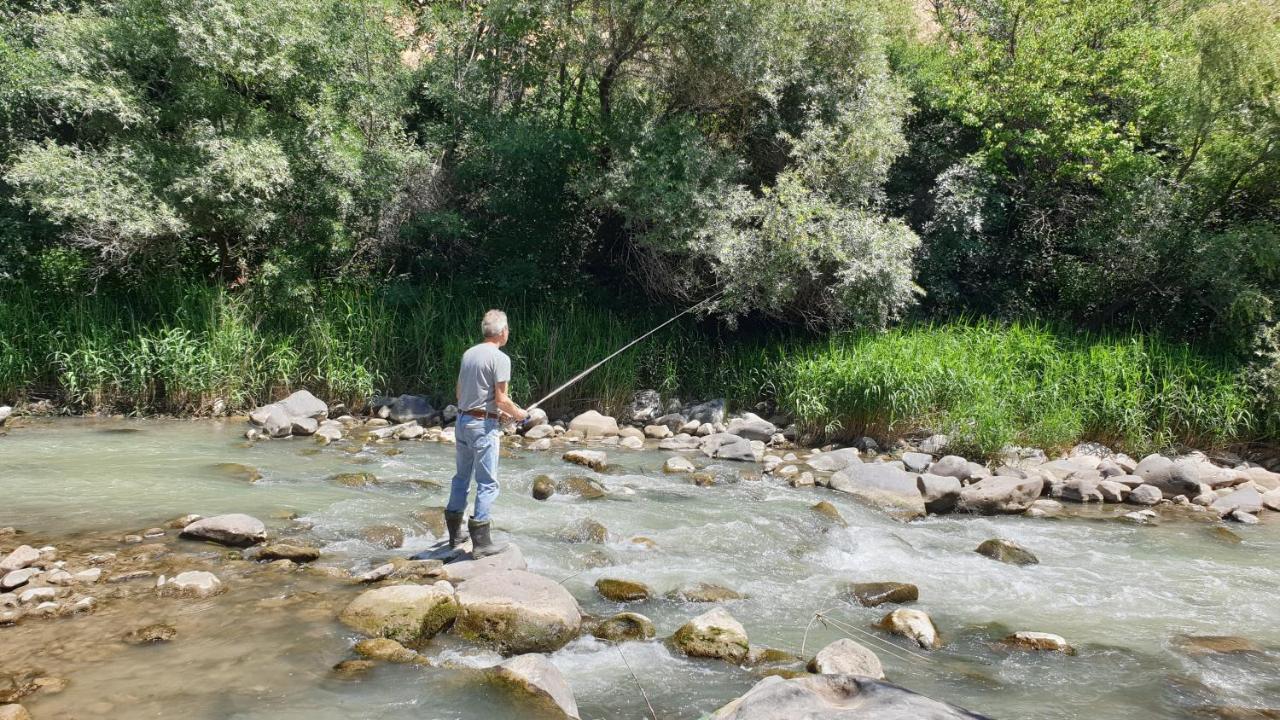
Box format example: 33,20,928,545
1,417,1278,719
0,283,1271,459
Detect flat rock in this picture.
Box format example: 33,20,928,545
659,434,701,451
958,476,1044,514
181,514,267,547
1,568,40,591
489,653,581,720
339,582,458,645
1211,486,1264,516
0,546,39,573
257,544,321,563
877,608,940,650
440,544,527,583
701,433,758,463
710,674,989,719
807,638,885,679
562,450,607,471
673,583,744,603
806,448,862,473
846,582,918,607
975,539,1038,566
829,465,926,520
1175,635,1264,656
353,637,419,663
454,570,582,654
672,607,749,663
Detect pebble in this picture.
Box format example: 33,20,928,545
44,569,73,586
357,563,394,583
19,587,59,605
1,568,40,591
73,568,103,584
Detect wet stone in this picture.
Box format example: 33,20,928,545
124,623,177,644
594,578,650,602
672,582,744,603
846,582,918,607
331,659,376,678
360,525,405,549
532,475,556,501
1175,635,1264,656
975,538,1039,566
810,501,846,526
332,472,379,488
590,612,656,642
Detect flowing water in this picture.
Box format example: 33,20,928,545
2,418,1278,719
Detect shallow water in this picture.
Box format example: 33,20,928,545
2,418,1278,719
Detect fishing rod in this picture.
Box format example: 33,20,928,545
524,289,725,415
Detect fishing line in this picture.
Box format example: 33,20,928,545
616,645,659,720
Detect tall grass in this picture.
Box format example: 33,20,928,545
0,283,1268,457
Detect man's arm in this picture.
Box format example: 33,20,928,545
492,381,528,421
456,379,461,405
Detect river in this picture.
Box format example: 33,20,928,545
2,418,1278,718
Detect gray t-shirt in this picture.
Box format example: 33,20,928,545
457,342,511,414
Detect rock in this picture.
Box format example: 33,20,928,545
1228,509,1259,524
278,389,328,419
1212,486,1264,516
559,518,609,544
806,638,884,679
877,608,940,649
1058,475,1105,503
157,571,224,598
357,563,395,583
210,463,262,483
166,513,202,529
440,544,527,583
249,402,292,437
659,434,701,451
1003,631,1074,654
525,423,556,440
625,390,663,424
671,583,744,603
709,675,988,720
1174,635,1263,656
383,394,436,424
618,426,644,440
701,433,757,463
0,706,29,720
619,436,643,450
532,476,556,501
672,607,749,663
353,637,419,664
918,434,949,455
811,501,847,526
1134,455,1222,498
958,476,1044,514
568,410,619,438
644,424,673,439
591,611,656,642
396,423,425,440
595,578,650,602
975,539,1038,566
339,582,458,645
257,544,320,563
829,465,926,519
18,587,58,604
846,582,918,607
806,448,862,473
727,414,777,442
123,623,177,644
315,423,343,444
44,569,73,585
927,455,971,481
685,399,726,425
529,438,552,451
454,570,582,654
1263,488,1280,512
181,514,267,547
558,476,607,499
0,546,39,572
1238,466,1280,491
331,659,376,677
901,452,932,473
790,471,816,487
562,450,607,471
489,653,581,720
1128,484,1163,505
1,568,39,591
664,456,696,474
290,417,319,436
0,406,11,426
360,524,405,549
917,474,962,514
1097,480,1131,502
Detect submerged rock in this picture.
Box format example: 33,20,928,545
710,674,989,719
1174,635,1264,656
454,570,582,654
877,608,941,650
595,578,650,602
591,612,656,642
558,476,607,499
1003,631,1074,654
488,653,581,720
339,582,458,646
559,518,609,544
975,539,1039,566
353,637,420,664
123,623,177,644
360,524,405,549
811,501,847,526
672,607,749,663
846,582,918,607
180,514,267,547
807,638,885,679
673,583,744,603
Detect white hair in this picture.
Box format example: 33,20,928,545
481,309,508,338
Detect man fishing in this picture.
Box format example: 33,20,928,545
444,309,531,559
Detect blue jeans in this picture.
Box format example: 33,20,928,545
446,415,502,522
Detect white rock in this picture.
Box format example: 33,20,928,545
807,638,884,678
157,571,224,598
672,607,749,662
489,653,581,719
0,545,40,572
877,608,940,649
619,436,643,450
18,587,59,604
181,514,268,547
1,568,40,591
1005,631,1073,654
663,456,696,474
567,410,619,438
44,569,73,586
644,424,673,439
73,568,102,584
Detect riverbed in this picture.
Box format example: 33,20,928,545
2,418,1278,719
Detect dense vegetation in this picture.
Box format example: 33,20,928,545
0,0,1276,451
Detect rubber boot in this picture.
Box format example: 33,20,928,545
445,511,469,548
468,519,508,559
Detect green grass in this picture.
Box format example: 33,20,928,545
0,283,1268,458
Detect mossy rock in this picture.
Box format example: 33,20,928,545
811,501,846,526
559,476,607,499
595,578,651,602
591,612,656,642
532,475,556,501
975,538,1038,566
332,472,379,488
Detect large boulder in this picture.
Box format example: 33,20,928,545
381,394,436,424
624,390,663,424
917,474,962,514
488,653,581,720
686,399,726,425
1134,455,1223,498
829,465,926,520
339,582,458,646
926,455,973,481
957,476,1044,514
701,433,758,463
568,411,619,438
727,413,777,442
807,638,884,679
1211,486,1264,516
181,514,267,547
672,607,749,663
440,544,527,583
279,389,328,420
807,448,863,473
454,570,582,654
249,402,292,438
710,675,990,720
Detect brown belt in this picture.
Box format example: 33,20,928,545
463,409,502,420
